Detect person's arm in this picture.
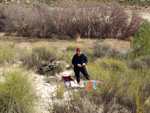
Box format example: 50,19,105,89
72,55,77,66
84,55,88,64
82,54,88,66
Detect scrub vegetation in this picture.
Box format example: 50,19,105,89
0,2,142,39
0,0,150,112
52,20,150,113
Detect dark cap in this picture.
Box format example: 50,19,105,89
76,48,82,52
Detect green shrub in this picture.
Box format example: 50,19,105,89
93,43,119,58
96,58,127,72
0,43,16,65
131,20,150,57
21,46,58,70
0,67,37,113
86,62,110,81
129,59,147,69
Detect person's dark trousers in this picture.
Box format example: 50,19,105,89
74,66,90,83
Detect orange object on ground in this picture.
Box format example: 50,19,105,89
85,80,102,89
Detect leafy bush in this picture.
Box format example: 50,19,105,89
93,43,120,58
131,20,150,57
21,46,58,70
2,2,141,39
0,67,37,113
129,59,147,69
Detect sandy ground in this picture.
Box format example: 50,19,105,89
32,66,74,113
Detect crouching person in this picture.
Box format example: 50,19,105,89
72,48,90,84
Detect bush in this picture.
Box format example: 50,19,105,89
2,2,141,39
66,45,78,51
145,55,150,67
129,59,147,69
4,3,53,38
96,58,127,72
131,20,150,57
52,91,97,113
82,48,94,62
38,60,66,75
21,46,58,70
0,4,5,32
0,43,16,65
86,62,150,112
65,51,75,68
93,43,120,58
0,67,37,113
56,85,64,100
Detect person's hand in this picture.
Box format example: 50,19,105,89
77,64,82,67
82,63,85,66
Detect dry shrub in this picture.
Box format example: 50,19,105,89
4,3,53,38
52,90,98,113
129,59,147,69
0,4,5,32
93,42,120,58
66,45,78,51
38,60,66,75
20,46,58,70
3,2,142,39
145,55,150,67
53,2,142,39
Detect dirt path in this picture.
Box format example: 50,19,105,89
31,65,73,113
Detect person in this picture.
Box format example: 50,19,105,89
72,48,90,84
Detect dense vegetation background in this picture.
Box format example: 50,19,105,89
0,1,143,39
1,0,150,7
